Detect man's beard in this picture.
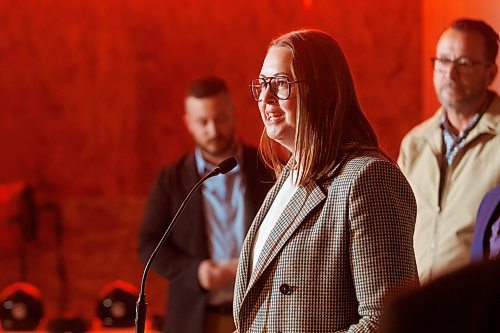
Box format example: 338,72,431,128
199,136,235,157
437,84,475,110
437,77,489,111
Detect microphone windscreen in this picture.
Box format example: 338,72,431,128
218,157,238,174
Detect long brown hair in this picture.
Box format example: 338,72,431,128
259,29,379,186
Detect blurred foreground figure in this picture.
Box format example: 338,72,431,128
379,259,500,333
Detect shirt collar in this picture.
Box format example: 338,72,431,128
439,90,494,140
194,145,243,177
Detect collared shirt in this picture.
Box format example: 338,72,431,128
194,147,246,305
440,92,493,165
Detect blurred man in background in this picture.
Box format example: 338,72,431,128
398,18,499,283
138,77,273,333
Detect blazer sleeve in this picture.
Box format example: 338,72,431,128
137,169,203,290
345,159,419,332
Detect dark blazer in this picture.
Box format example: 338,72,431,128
471,185,500,261
138,145,273,333
234,149,419,332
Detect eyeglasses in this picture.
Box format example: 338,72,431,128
249,76,301,101
431,57,487,74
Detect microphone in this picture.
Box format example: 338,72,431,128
209,156,238,176
135,157,238,333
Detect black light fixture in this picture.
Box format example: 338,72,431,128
0,282,44,331
96,280,138,328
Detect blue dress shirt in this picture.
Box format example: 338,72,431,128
194,147,246,305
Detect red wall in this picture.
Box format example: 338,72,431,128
0,0,422,321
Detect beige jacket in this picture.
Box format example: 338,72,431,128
398,93,500,283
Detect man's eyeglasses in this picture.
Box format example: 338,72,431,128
431,57,487,75
249,76,301,101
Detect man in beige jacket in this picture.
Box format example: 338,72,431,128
398,18,499,283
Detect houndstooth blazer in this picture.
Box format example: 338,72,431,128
233,149,419,333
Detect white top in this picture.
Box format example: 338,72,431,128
251,170,300,273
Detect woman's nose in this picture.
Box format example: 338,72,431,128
261,85,277,104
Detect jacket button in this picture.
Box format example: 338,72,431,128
279,283,292,295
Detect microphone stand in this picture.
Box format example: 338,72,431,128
135,158,236,333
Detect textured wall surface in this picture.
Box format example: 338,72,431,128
0,0,421,322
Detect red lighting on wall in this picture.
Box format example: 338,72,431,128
303,0,313,12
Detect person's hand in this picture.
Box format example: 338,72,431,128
197,259,238,290
219,258,238,276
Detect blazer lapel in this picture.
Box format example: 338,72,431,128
234,167,283,319
245,180,326,293
180,153,209,256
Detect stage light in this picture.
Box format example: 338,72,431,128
96,280,138,328
0,282,44,331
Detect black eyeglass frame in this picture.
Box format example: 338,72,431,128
249,75,301,101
